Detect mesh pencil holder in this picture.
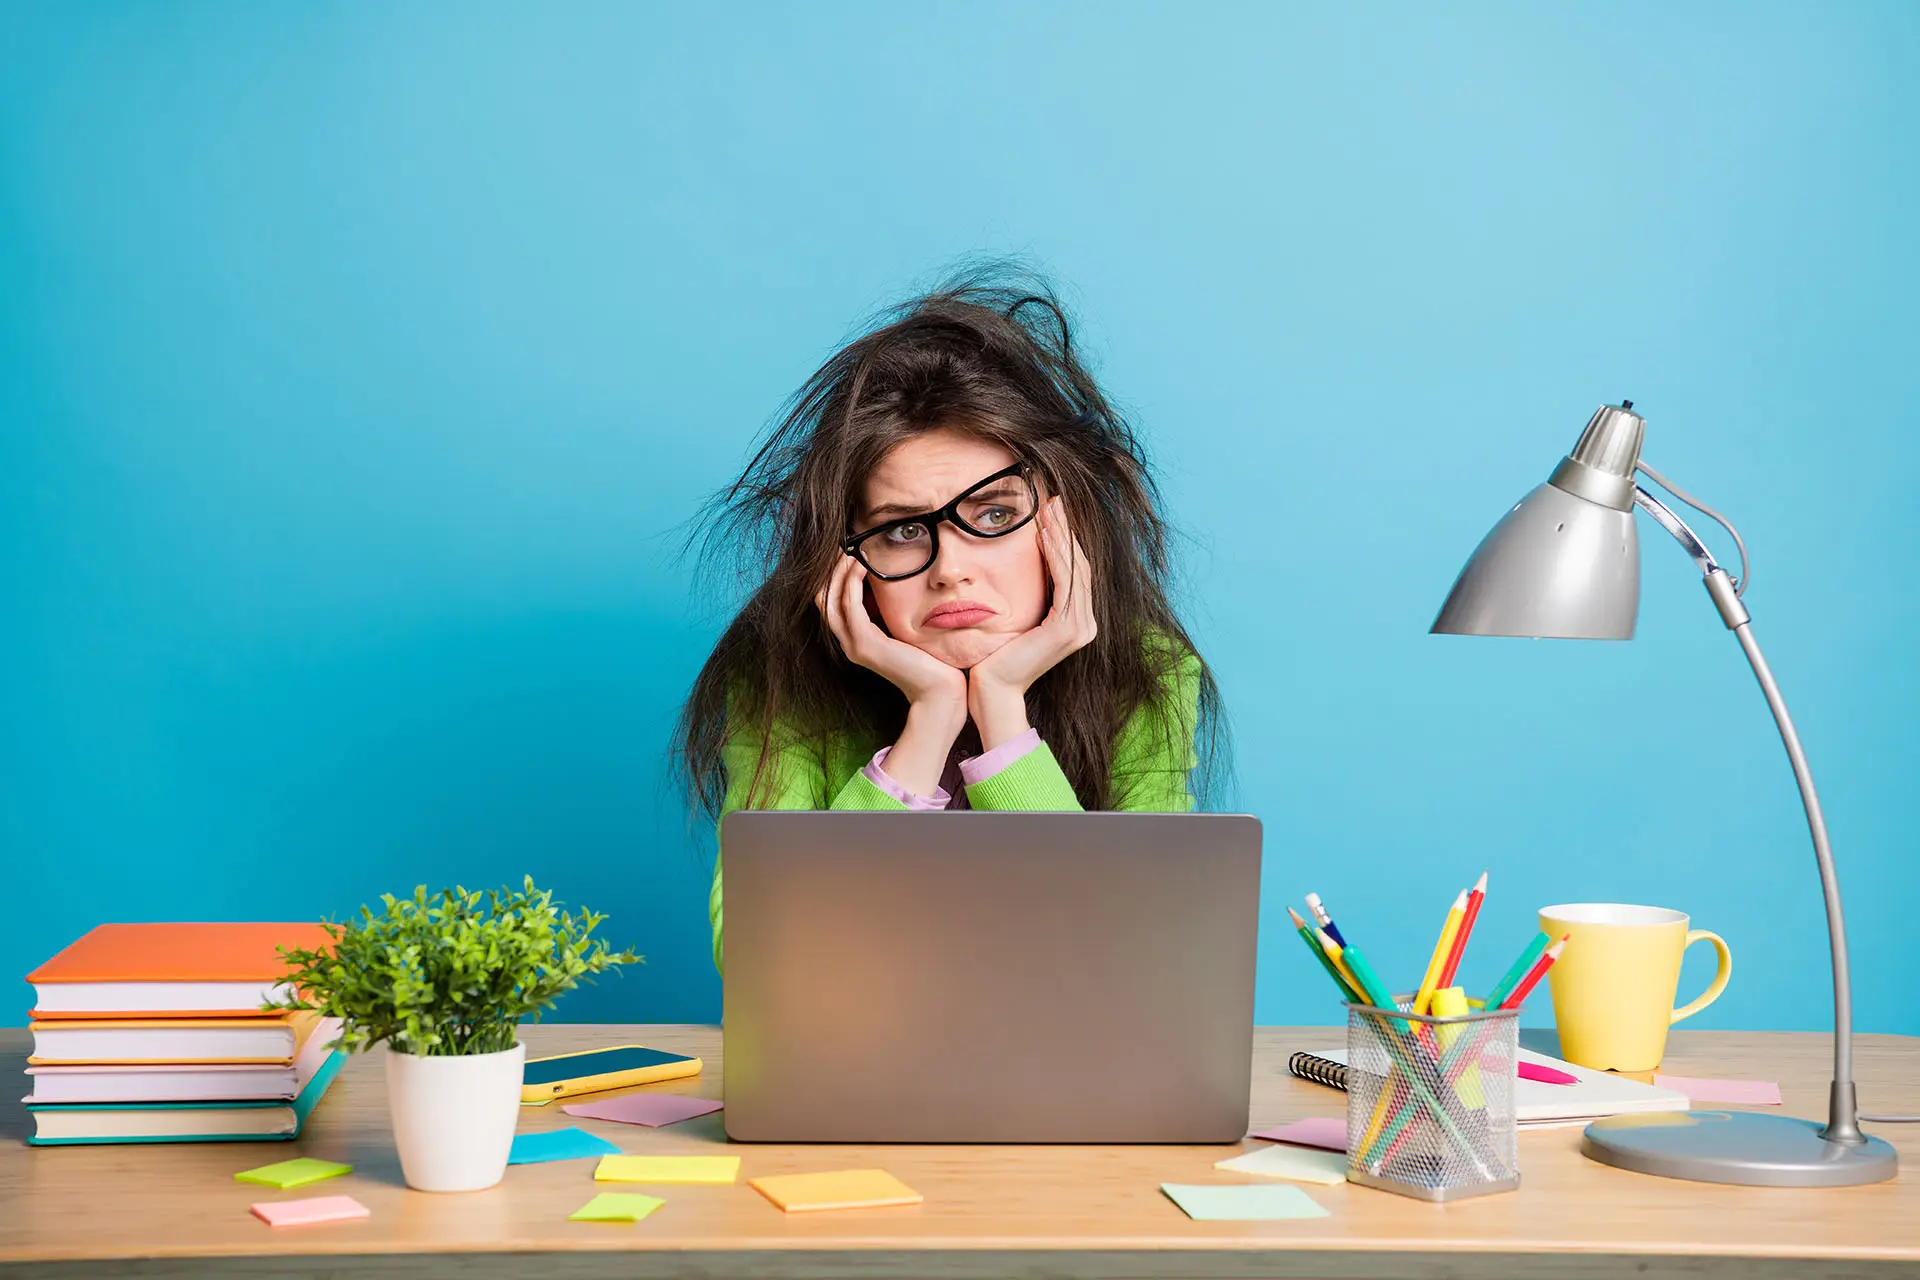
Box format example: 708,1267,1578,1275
1343,995,1520,1201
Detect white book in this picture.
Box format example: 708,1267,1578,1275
30,1010,323,1064
25,1019,341,1103
1304,1046,1691,1128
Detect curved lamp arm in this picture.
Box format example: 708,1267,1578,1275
1633,484,1865,1145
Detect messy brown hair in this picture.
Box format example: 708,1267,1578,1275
673,263,1227,820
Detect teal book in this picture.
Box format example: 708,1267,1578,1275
25,1050,344,1146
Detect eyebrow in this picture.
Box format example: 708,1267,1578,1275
863,499,935,522
864,479,1023,523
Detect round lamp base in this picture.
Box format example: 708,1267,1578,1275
1582,1111,1898,1187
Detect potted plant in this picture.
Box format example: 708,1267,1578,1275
270,877,640,1192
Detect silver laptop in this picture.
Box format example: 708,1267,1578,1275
720,811,1262,1143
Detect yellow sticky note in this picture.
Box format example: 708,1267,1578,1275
594,1155,740,1184
569,1192,665,1223
233,1158,353,1190
749,1168,922,1213
1213,1144,1347,1185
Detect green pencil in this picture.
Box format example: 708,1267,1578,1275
1288,907,1361,1001
1484,931,1552,1009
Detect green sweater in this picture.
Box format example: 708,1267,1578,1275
708,646,1202,973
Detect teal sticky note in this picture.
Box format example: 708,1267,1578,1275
508,1127,621,1165
1160,1182,1330,1221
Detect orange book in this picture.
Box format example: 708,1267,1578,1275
27,923,333,1019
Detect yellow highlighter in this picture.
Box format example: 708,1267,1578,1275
1430,985,1485,1110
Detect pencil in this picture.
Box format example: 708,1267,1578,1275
1496,935,1568,1010
1434,870,1487,992
1412,890,1468,1015
1484,931,1552,1009
1289,907,1361,1002
1313,926,1365,1001
1304,893,1348,948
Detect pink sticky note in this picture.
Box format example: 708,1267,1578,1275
561,1093,725,1127
1248,1117,1347,1152
1653,1074,1783,1106
250,1195,371,1227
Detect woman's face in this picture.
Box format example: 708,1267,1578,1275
855,428,1049,670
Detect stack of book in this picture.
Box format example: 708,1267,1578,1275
23,922,346,1146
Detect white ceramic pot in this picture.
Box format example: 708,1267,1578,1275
383,1041,526,1192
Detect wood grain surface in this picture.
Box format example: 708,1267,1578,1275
2,1024,1915,1279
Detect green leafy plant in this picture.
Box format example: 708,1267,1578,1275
268,877,642,1056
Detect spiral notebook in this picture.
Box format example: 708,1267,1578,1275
1289,1047,1691,1129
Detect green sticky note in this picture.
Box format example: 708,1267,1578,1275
234,1158,353,1190
1161,1182,1330,1221
569,1192,666,1223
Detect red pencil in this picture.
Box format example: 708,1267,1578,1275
1435,870,1487,991
1497,935,1567,1010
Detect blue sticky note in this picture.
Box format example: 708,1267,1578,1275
1161,1182,1330,1221
508,1127,622,1165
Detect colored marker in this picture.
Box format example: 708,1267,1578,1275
1518,1060,1578,1086
1335,941,1398,1012
1304,893,1347,947
1484,931,1552,1009
1435,870,1487,992
1289,907,1361,1002
1313,926,1364,999
1497,935,1568,1011
1412,890,1468,1015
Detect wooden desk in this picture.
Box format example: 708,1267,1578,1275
2,1025,1915,1278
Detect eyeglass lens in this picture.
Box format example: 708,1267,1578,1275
856,471,1037,578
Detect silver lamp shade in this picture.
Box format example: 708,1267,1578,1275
1432,404,1646,639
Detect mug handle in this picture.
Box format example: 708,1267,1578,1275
1670,929,1732,1025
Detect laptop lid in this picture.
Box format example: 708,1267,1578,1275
721,811,1262,1143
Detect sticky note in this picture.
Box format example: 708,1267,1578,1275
234,1158,353,1190
595,1155,740,1184
1214,1144,1348,1185
562,1094,724,1128
749,1168,922,1213
250,1195,370,1227
569,1192,666,1223
1249,1117,1347,1151
507,1127,622,1165
1161,1182,1329,1221
1654,1075,1783,1106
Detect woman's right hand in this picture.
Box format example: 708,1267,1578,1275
817,553,968,714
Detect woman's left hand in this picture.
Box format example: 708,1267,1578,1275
967,496,1098,743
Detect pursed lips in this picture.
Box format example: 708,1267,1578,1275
922,601,996,629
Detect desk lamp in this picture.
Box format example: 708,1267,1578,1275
1431,401,1897,1186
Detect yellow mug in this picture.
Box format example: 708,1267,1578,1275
1537,903,1732,1073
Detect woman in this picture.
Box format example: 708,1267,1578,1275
674,266,1226,973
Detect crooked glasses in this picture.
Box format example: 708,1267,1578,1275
842,463,1040,581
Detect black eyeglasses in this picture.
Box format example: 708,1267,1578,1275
842,463,1041,581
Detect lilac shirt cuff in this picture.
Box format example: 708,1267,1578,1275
959,727,1042,786
864,746,951,811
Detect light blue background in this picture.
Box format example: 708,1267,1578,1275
5,2,1915,1034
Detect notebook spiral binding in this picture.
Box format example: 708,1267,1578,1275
1288,1050,1349,1092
